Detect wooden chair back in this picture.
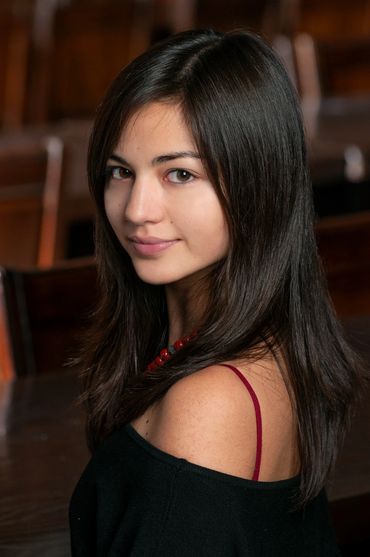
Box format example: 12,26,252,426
0,136,64,267
195,0,275,35
272,35,298,90
294,33,370,101
0,257,98,380
310,142,370,218
297,0,370,41
0,8,30,128
316,39,370,98
316,212,370,317
26,0,151,123
47,120,95,261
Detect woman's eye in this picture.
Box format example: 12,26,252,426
106,166,132,180
166,169,195,184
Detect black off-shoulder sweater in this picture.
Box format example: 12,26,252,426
69,422,340,556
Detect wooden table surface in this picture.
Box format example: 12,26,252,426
0,360,369,556
0,370,88,557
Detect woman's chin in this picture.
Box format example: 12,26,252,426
134,268,181,286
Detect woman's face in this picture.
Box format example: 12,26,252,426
104,101,229,286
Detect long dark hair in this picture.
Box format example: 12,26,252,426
81,29,363,506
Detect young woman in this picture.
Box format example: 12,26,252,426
69,29,363,556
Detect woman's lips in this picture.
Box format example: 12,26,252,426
129,237,179,255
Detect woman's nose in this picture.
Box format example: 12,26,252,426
124,176,164,225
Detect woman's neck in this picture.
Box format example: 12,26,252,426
165,274,207,344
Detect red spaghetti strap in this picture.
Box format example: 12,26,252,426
219,364,262,481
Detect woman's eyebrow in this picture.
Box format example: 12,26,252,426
108,154,129,165
108,151,201,166
152,151,201,164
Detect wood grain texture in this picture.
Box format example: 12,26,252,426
0,370,89,556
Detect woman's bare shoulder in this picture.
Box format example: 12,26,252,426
146,357,299,480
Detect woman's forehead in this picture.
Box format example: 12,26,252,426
115,102,197,154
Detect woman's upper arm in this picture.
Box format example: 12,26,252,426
147,365,259,480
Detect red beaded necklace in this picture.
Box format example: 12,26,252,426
146,331,196,372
